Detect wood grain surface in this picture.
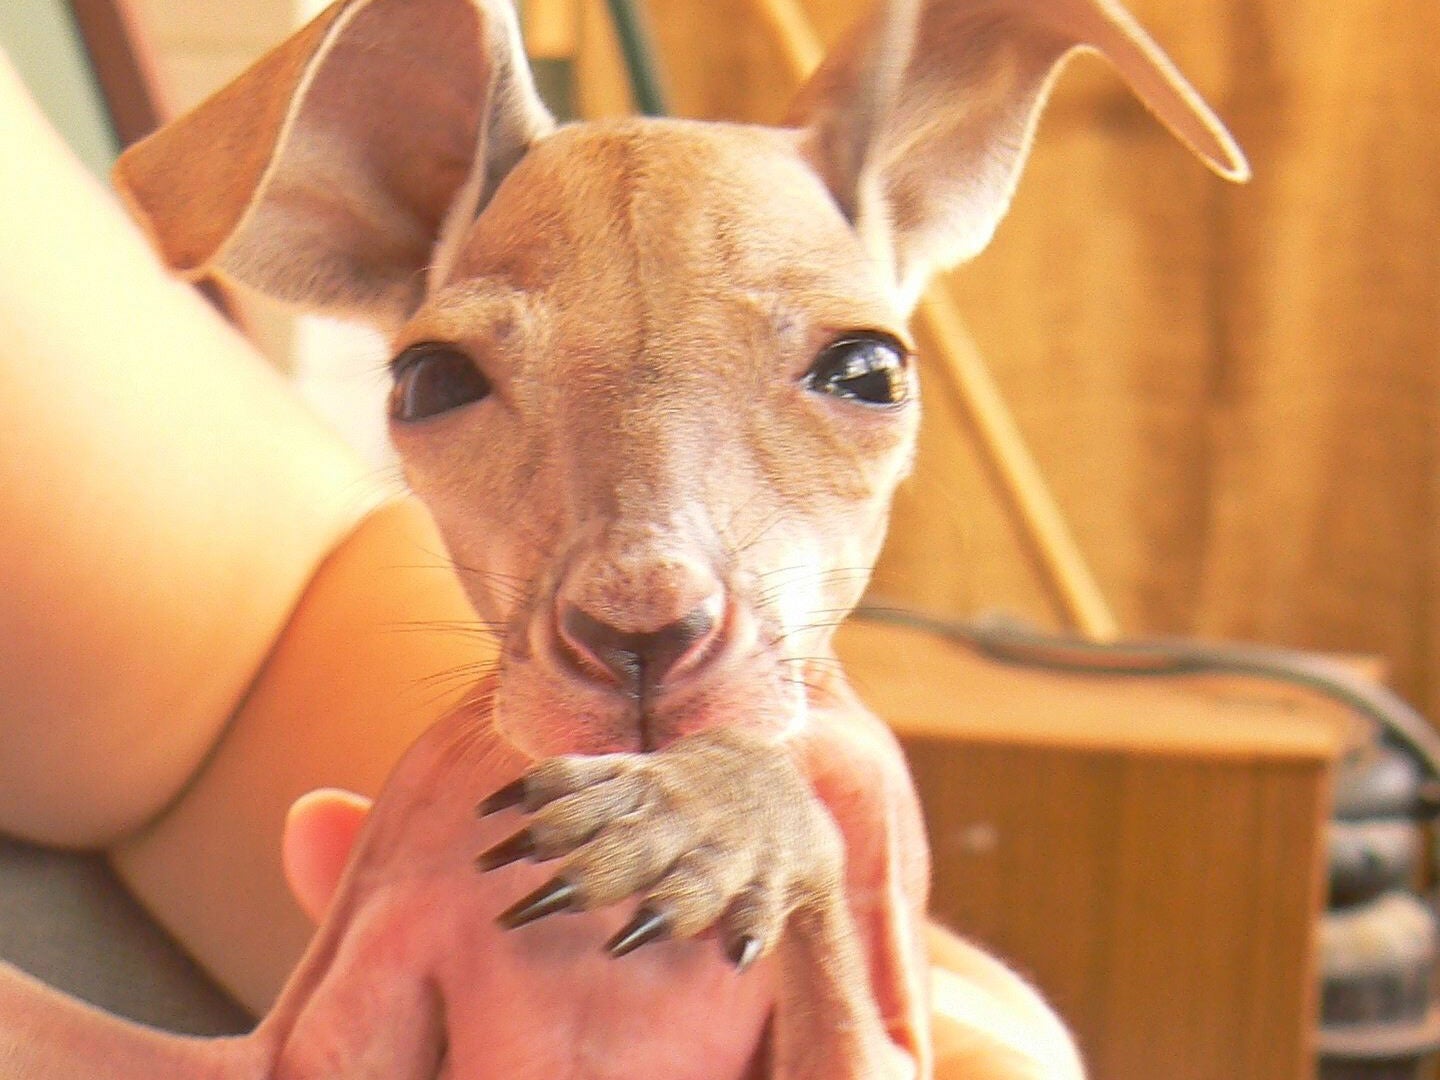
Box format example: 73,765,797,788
836,617,1346,1079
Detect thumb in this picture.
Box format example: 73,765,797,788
282,788,373,924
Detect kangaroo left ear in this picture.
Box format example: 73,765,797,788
114,0,554,328
786,0,1250,308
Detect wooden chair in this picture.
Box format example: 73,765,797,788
67,0,167,146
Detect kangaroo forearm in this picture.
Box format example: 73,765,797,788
774,898,921,1079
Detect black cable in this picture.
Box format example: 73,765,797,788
854,605,1440,784
604,0,668,116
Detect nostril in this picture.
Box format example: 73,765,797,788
557,599,721,696
558,606,642,691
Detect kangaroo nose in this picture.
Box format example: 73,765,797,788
558,596,722,697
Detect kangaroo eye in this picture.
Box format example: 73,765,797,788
805,336,910,407
389,344,491,421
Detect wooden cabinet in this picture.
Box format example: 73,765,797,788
837,618,1356,1079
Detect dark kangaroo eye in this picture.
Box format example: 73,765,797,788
389,344,491,421
805,336,910,406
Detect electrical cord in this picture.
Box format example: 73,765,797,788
604,0,667,116
854,604,1440,788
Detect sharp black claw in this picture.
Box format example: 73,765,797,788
606,906,671,957
498,877,578,929
476,828,537,872
477,777,529,817
728,934,762,973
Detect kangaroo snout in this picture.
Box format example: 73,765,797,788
490,518,811,756
555,571,726,700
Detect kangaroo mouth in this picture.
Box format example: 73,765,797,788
492,631,808,760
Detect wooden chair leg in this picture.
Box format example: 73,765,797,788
744,0,1120,641
66,0,167,145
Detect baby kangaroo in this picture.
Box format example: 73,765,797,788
3,0,1245,1075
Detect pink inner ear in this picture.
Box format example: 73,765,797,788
283,789,373,924
114,0,554,327
786,0,1249,305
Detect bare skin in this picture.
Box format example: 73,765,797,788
0,0,1246,1074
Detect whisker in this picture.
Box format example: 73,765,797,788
751,570,873,615
758,620,859,664
422,551,531,608
751,564,874,590
412,659,503,688
330,463,407,510
379,558,527,606
410,660,504,713
752,575,873,612
788,654,849,675
725,507,792,560
779,671,846,706
438,557,530,585
384,619,509,641
713,490,770,551
715,492,769,541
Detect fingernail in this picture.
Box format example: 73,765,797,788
475,828,537,872
497,877,578,929
606,906,670,957
728,935,762,973
477,777,528,817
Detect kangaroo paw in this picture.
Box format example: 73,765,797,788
476,727,845,966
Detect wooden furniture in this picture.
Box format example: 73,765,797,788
60,0,241,321
65,0,166,145
837,617,1352,1079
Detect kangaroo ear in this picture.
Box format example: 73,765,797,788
787,0,1249,307
114,0,553,327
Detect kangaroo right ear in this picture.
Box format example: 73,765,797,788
114,0,553,328
787,0,1249,310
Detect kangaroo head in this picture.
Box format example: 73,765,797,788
115,0,1245,756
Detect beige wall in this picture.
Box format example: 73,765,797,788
131,0,295,111
1,0,117,178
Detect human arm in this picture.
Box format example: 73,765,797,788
0,51,489,1010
